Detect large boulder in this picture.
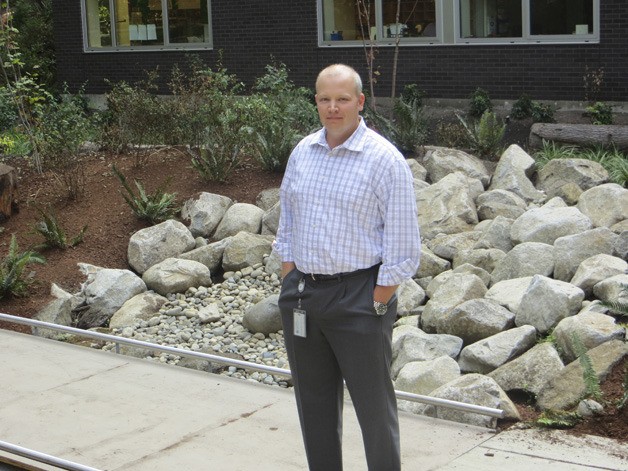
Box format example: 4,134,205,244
510,198,593,245
109,291,168,329
181,192,233,237
490,242,554,286
570,254,628,297
261,201,281,236
396,278,426,317
452,248,506,274
222,232,274,272
489,144,545,203
476,189,527,221
255,187,280,211
395,356,461,396
142,258,212,296
553,227,618,282
577,183,628,228
593,274,628,305
472,216,514,253
440,298,515,345
426,231,481,260
515,275,584,334
417,172,481,239
242,294,282,335
536,158,609,199
178,238,230,273
76,265,147,329
485,277,533,313
415,246,451,278
128,220,196,274
33,297,74,339
213,203,265,240
423,146,490,187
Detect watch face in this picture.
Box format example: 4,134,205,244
375,303,387,316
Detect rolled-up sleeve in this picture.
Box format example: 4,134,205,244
274,151,295,262
376,157,421,286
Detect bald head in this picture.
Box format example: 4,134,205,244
316,64,363,97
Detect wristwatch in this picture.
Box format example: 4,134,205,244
374,301,388,316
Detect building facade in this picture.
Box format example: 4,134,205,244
54,0,627,101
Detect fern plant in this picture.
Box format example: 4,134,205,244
33,207,87,249
536,409,583,429
457,110,505,160
112,165,178,224
391,95,428,156
0,235,46,299
571,332,603,401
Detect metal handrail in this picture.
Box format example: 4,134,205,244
0,439,102,471
0,312,504,419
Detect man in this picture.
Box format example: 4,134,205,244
275,64,421,471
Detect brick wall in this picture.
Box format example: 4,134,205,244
53,0,628,101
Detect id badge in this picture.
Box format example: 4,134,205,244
293,309,307,338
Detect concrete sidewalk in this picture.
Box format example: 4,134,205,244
1,329,626,470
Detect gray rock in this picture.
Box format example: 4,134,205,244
577,183,628,228
213,203,265,240
485,277,533,313
264,248,282,278
453,248,507,274
489,343,564,395
472,216,514,253
128,220,196,274
613,230,628,259
181,192,233,237
255,187,280,211
536,340,628,410
110,291,168,329
421,273,487,333
515,275,584,334
222,232,274,272
397,278,426,317
423,146,490,187
415,246,451,278
417,172,481,239
570,254,628,296
426,231,481,260
452,263,491,287
553,310,625,363
261,201,280,235
142,258,212,296
33,297,74,339
476,189,527,221
553,227,618,282
592,274,628,305
395,356,461,396
489,144,545,203
407,158,428,181
577,399,604,417
510,198,593,245
536,158,609,198
490,242,554,286
179,238,230,273
440,298,515,344
458,325,537,374
243,294,282,335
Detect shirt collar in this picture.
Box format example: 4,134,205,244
313,117,367,153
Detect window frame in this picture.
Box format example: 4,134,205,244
317,0,599,47
81,0,213,52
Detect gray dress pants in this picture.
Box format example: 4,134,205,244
278,266,400,471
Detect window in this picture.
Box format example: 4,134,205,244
319,0,598,46
320,0,439,43
458,0,597,43
83,0,211,50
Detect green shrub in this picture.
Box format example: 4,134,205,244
400,84,426,107
390,95,428,155
468,87,492,118
434,121,470,148
33,207,87,250
571,332,603,401
0,235,46,299
0,130,31,157
458,110,505,160
363,102,395,142
586,101,614,125
533,140,577,168
0,87,18,132
510,94,533,120
112,165,179,224
536,409,583,429
530,101,555,123
251,118,301,172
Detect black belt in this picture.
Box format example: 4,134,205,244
306,265,378,282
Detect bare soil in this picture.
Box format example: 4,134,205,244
0,139,625,443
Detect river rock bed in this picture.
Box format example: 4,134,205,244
101,262,290,387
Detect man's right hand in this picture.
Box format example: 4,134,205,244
281,262,296,279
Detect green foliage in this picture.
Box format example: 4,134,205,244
434,121,469,148
34,90,94,199
619,368,628,410
533,140,577,168
530,101,555,123
536,410,583,429
399,84,426,107
0,129,31,157
33,207,86,250
571,332,603,401
363,102,395,143
250,111,301,172
0,87,18,131
468,87,492,118
112,165,179,225
599,284,628,319
457,110,505,160
0,234,45,299
586,102,614,125
390,87,428,155
510,94,533,120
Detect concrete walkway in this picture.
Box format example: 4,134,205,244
1,330,626,471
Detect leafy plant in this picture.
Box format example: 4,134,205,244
530,101,555,123
363,102,395,143
32,207,86,250
112,165,178,224
434,121,469,148
457,110,505,160
468,87,492,118
390,89,428,155
252,121,301,172
510,94,533,120
536,409,583,429
0,234,45,299
586,102,613,125
533,140,577,168
619,368,628,410
571,332,602,401
399,84,426,108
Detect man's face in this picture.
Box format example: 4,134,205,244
315,74,365,141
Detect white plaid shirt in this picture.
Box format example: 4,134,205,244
275,118,421,286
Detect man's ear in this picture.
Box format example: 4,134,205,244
358,93,366,110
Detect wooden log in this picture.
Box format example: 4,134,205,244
0,163,18,221
529,123,628,150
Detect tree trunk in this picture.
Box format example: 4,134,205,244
0,163,19,221
529,123,628,150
